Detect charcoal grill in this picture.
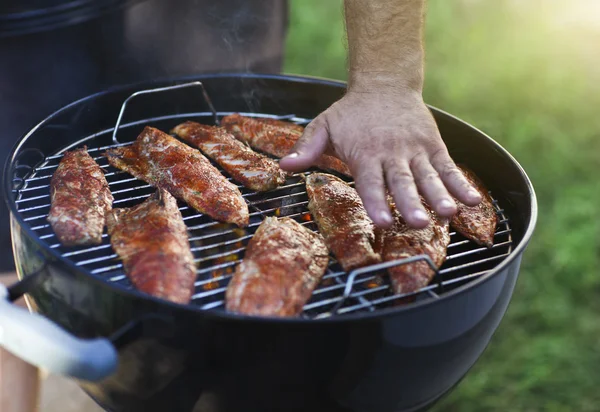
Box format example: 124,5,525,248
1,74,536,412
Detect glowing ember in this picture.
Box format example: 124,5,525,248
366,275,384,289
274,208,281,216
301,213,312,222
224,254,239,262
203,270,222,290
232,228,246,237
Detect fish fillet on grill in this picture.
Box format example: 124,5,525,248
172,121,286,191
225,217,329,317
451,166,498,248
104,126,249,227
380,198,450,295
221,113,351,177
106,189,196,304
48,146,113,246
305,172,381,271
255,117,305,133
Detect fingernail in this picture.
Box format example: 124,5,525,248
379,210,393,225
439,199,455,212
284,152,299,159
468,190,482,201
413,209,429,224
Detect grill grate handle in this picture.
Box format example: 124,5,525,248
112,81,219,144
331,254,441,314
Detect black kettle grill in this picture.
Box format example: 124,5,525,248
1,74,537,412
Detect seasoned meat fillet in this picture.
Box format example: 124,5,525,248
225,217,329,317
221,114,351,177
380,199,450,295
48,146,113,246
172,121,286,192
451,166,498,248
106,189,196,304
305,173,381,271
255,117,305,133
104,126,249,227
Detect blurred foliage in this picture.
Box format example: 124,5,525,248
284,0,600,410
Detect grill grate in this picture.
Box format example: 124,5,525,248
11,110,512,319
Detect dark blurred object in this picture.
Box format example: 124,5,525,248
0,1,144,38
0,0,289,271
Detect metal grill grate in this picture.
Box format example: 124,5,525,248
11,87,513,319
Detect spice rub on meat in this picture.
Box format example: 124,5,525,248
48,146,113,246
221,114,351,177
305,172,381,271
451,166,498,248
172,121,286,192
380,198,451,295
254,117,305,134
106,189,197,304
226,217,329,317
104,126,249,227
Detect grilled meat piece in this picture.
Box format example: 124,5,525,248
451,166,497,248
225,217,329,317
105,126,249,227
305,172,381,271
106,189,196,304
255,117,305,134
380,198,450,295
172,121,286,192
221,114,351,177
48,146,113,246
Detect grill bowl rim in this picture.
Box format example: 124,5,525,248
3,72,538,323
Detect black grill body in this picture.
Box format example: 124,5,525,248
4,74,537,412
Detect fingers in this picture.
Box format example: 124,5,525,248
384,160,431,228
410,155,457,218
353,160,394,228
279,118,330,172
430,150,482,206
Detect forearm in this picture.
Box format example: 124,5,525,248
344,0,426,93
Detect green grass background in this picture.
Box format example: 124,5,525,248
284,0,600,410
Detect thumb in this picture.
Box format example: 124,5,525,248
279,118,330,172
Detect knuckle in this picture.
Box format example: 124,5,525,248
407,152,427,169
387,168,413,187
430,148,452,164
430,154,460,181
304,116,328,135
440,165,464,182
415,172,440,185
303,121,319,136
301,126,318,139
357,170,383,187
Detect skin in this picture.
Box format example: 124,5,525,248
279,0,482,229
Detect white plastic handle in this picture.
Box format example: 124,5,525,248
0,284,118,381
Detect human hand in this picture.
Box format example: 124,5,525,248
279,90,482,229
